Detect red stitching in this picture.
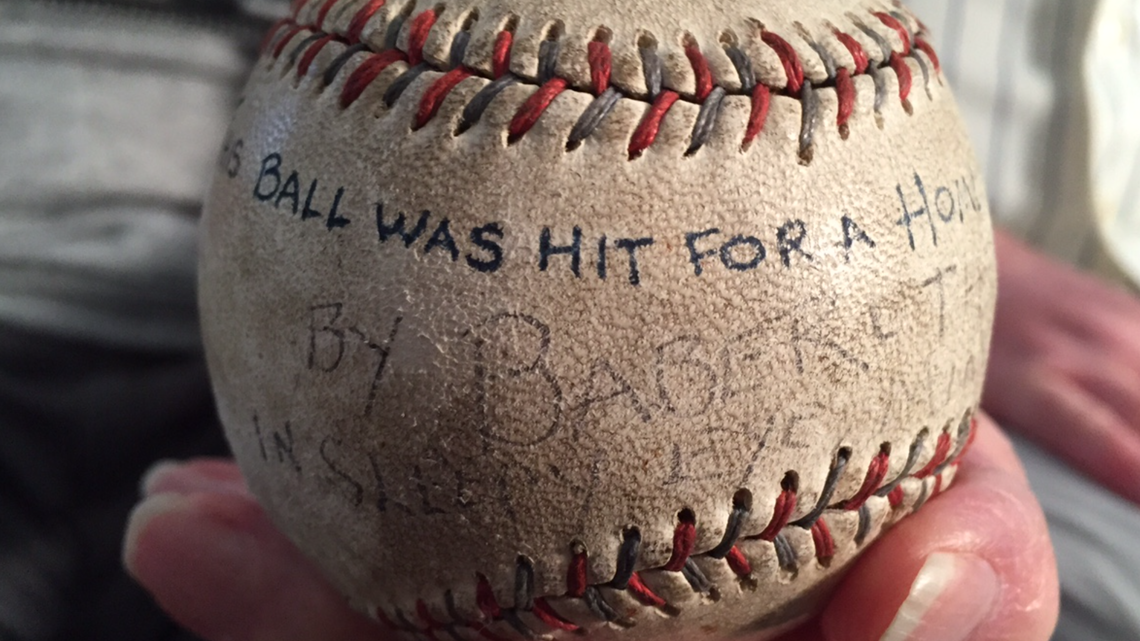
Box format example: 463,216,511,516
742,84,772,150
416,68,473,128
626,572,667,607
340,49,407,107
296,34,340,78
533,598,580,632
761,30,804,94
888,485,905,509
757,481,797,541
874,12,912,55
915,432,952,479
314,0,339,29
844,448,891,510
889,53,913,103
725,546,753,578
628,90,679,159
566,545,588,598
663,516,697,571
475,574,502,620
684,41,713,101
289,0,311,18
346,0,385,41
492,30,513,78
416,599,444,640
834,29,870,74
508,78,569,143
836,67,855,129
375,606,398,630
811,519,835,562
407,9,438,66
587,40,611,95
272,24,305,58
915,37,942,73
273,3,938,156
259,18,294,55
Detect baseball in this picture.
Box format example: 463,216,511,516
198,0,996,637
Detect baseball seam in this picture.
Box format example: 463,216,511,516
374,413,975,638
260,0,941,160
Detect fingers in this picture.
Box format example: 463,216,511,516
123,459,387,641
815,414,1058,641
1008,371,1140,505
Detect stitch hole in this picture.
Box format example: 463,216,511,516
719,29,738,48
677,507,697,525
593,26,613,44
459,7,479,31
732,488,753,512
782,471,798,492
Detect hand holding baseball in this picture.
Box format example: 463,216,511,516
123,413,1056,641
186,0,1020,637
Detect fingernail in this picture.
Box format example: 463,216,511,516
122,493,190,576
140,460,247,497
880,553,999,641
140,460,181,496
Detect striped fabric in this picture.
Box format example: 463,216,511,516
908,0,1140,285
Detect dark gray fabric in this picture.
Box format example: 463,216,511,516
0,1,262,639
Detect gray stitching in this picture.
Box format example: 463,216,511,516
890,10,915,45
322,42,370,86
384,15,406,50
457,74,518,133
583,586,622,623
856,21,893,62
935,415,973,476
913,47,933,99
797,82,818,163
855,503,872,545
287,32,326,67
448,29,471,69
774,533,798,572
610,528,640,590
912,479,931,511
566,87,621,150
706,500,750,560
686,85,726,156
501,611,537,639
514,557,535,611
808,39,838,80
384,63,429,107
680,558,713,594
868,64,887,113
725,45,756,91
791,448,849,528
640,46,663,99
875,429,927,497
538,38,561,84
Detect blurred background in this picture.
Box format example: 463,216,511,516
0,1,1136,640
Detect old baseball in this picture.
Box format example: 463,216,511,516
199,0,996,637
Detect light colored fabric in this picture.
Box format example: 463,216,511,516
908,0,1139,286
0,0,250,350
1084,0,1140,283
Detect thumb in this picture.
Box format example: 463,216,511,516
819,414,1058,641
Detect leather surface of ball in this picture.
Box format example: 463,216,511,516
199,0,997,637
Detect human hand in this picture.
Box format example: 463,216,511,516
123,414,1056,641
985,230,1140,504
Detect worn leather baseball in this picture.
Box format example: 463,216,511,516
199,0,996,638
